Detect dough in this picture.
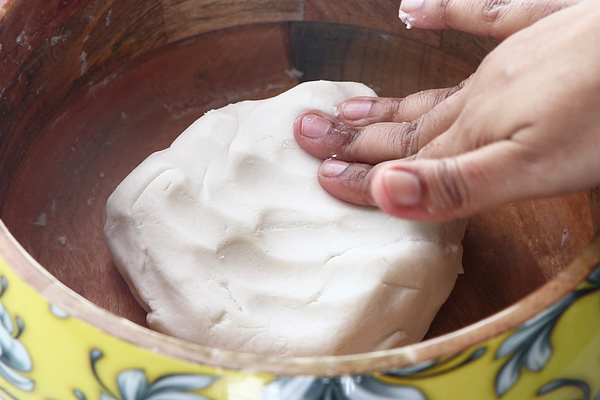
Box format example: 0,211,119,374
104,81,466,357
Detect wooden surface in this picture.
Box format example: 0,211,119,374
0,0,596,346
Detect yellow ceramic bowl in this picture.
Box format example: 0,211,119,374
0,0,599,399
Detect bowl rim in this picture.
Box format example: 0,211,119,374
1,219,599,376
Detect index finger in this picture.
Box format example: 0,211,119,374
337,82,466,126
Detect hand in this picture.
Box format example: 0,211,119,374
294,0,600,221
398,0,581,40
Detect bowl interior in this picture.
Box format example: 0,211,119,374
0,0,597,360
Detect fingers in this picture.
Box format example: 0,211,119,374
294,84,466,164
399,0,581,40
370,138,554,221
295,113,421,164
320,134,589,223
336,84,465,125
317,160,378,207
315,159,421,209
317,141,545,222
315,117,564,221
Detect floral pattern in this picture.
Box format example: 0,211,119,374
265,347,487,400
73,349,218,400
494,267,600,397
264,375,428,400
0,257,598,400
265,266,600,400
537,379,600,400
386,347,487,379
0,275,34,394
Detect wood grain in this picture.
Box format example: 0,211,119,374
290,22,475,97
0,0,167,212
305,0,442,48
2,23,299,326
161,0,303,42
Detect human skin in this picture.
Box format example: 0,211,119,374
294,0,600,222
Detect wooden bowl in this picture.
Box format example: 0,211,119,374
1,0,599,398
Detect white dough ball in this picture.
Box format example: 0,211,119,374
104,81,466,357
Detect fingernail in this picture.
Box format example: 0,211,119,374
301,114,331,139
383,169,421,206
341,100,372,120
321,160,349,177
400,0,424,12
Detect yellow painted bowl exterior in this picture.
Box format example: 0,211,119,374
1,252,599,400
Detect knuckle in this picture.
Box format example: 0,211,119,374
427,159,470,215
439,0,454,19
351,166,376,205
431,88,457,107
393,120,420,158
383,98,405,121
431,90,451,107
482,0,511,24
341,163,376,205
329,121,361,158
447,75,472,97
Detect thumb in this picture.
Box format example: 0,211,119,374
370,143,549,221
399,0,580,40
